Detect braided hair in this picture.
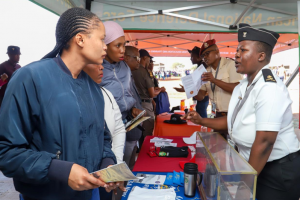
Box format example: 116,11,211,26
42,7,101,59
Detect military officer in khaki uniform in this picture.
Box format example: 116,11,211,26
194,39,243,138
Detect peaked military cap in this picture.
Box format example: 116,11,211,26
238,23,280,49
7,46,21,55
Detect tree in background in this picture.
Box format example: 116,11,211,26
171,62,185,70
190,65,197,71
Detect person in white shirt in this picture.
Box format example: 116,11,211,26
83,63,126,196
182,23,300,200
277,65,286,82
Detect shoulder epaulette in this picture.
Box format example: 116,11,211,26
262,69,276,83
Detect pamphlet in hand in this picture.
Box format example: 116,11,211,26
91,162,143,183
125,110,150,132
181,64,207,99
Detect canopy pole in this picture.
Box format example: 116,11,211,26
232,0,256,28
297,1,300,129
86,0,93,11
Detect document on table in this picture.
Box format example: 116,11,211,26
150,137,173,143
181,64,207,99
128,186,176,200
134,173,166,185
91,162,142,183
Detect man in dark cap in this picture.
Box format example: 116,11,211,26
174,46,209,118
132,49,161,145
194,39,243,138
0,46,21,106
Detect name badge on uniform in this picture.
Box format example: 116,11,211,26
211,102,216,117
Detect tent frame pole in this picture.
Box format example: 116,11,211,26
97,0,230,29
232,0,256,27
237,2,297,16
85,0,93,10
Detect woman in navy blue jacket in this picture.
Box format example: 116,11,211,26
0,8,117,200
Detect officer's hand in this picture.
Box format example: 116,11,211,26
181,111,202,125
113,181,127,195
173,84,185,92
68,164,107,191
132,108,143,118
201,72,215,83
1,73,8,81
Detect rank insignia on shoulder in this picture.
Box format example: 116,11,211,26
262,69,276,83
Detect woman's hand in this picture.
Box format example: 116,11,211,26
68,164,107,191
182,111,203,125
1,73,8,81
104,181,119,193
113,181,127,195
131,108,143,118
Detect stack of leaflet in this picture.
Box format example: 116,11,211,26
164,171,185,186
150,137,177,147
128,187,176,200
134,174,166,185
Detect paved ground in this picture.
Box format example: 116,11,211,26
0,171,18,199
1,75,299,199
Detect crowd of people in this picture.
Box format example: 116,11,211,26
153,70,180,80
0,6,299,200
271,65,288,82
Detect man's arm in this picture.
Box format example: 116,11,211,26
194,89,207,101
156,86,166,93
211,79,239,93
148,87,161,98
201,72,239,93
182,111,228,131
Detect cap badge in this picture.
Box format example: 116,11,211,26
204,43,208,48
243,32,247,38
190,91,194,94
12,48,15,50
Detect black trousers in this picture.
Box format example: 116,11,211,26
256,151,300,200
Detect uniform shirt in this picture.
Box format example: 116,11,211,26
148,70,159,88
0,60,21,101
227,66,300,162
132,65,154,99
200,57,243,112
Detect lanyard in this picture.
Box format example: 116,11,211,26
230,75,262,131
210,61,221,94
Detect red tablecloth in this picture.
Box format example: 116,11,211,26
133,136,193,172
153,113,204,137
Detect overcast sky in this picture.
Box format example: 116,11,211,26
0,0,298,71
